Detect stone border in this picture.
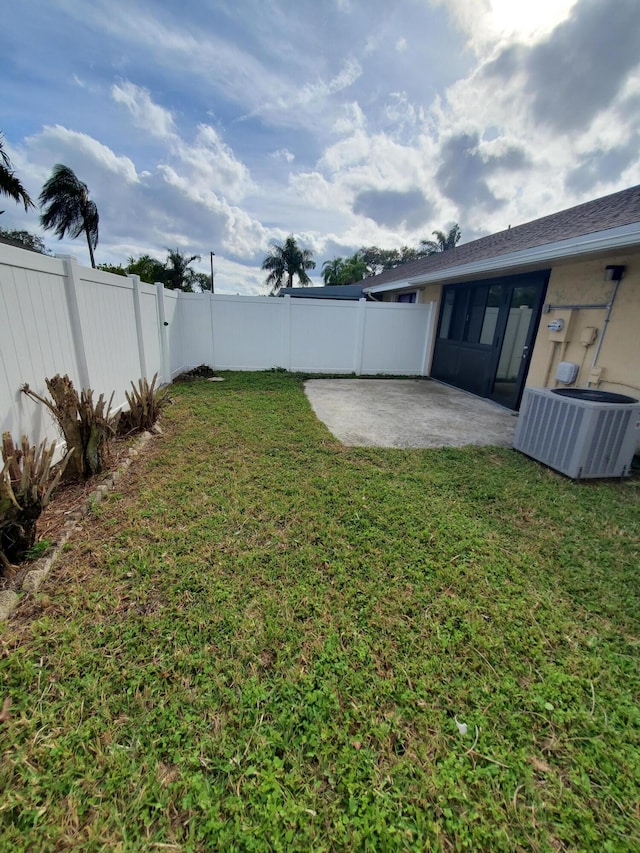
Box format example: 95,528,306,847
0,428,159,621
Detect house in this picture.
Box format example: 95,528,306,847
277,283,370,300
363,185,640,410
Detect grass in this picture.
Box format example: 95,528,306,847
1,371,639,851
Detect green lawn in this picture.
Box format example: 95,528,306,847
1,372,639,851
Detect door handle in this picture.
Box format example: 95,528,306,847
521,345,529,359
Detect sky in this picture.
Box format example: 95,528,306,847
2,0,640,294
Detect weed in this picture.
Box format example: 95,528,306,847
25,539,52,560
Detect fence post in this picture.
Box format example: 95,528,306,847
128,274,147,380
209,292,216,369
57,255,91,390
353,298,367,376
155,282,171,384
283,295,292,371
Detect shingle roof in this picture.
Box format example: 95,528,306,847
366,184,640,288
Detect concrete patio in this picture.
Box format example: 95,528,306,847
304,378,518,449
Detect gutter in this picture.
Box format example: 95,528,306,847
363,222,640,295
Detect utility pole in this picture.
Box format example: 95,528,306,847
210,251,215,293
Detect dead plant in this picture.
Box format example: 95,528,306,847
22,375,119,480
0,433,73,568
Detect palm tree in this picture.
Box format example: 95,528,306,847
164,249,201,291
262,235,316,295
0,133,34,213
322,257,344,286
39,165,99,268
338,253,370,284
420,224,461,256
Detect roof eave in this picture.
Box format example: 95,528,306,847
363,222,640,295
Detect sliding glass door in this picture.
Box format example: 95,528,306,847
431,271,548,409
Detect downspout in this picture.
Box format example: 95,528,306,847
588,276,623,385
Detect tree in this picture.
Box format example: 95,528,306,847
338,253,370,284
0,133,34,213
0,227,47,254
321,257,344,286
322,252,371,286
97,262,127,276
262,235,316,295
192,272,213,292
164,248,201,291
420,224,461,255
39,164,99,268
126,254,166,284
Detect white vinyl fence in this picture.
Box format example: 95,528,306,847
0,244,435,447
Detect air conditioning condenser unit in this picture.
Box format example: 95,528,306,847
513,387,640,479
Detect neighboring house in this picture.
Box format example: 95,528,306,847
277,284,371,300
364,185,640,410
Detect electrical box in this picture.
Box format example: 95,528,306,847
556,361,579,384
580,326,598,346
588,367,604,386
547,309,573,342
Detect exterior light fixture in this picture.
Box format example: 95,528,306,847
604,265,625,282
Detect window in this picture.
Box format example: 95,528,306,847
439,282,505,345
397,291,417,303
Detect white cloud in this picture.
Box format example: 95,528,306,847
173,125,254,202
25,125,140,184
156,165,266,258
431,0,580,53
333,102,367,136
395,37,408,52
270,149,295,163
112,81,176,139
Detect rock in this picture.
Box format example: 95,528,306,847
0,590,19,620
22,569,48,593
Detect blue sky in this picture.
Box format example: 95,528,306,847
2,0,640,293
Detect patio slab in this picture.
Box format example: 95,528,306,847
304,378,517,449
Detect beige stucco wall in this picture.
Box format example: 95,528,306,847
527,250,640,397
378,284,440,306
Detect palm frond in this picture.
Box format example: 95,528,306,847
0,134,34,211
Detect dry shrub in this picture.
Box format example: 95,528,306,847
118,373,169,434
0,433,72,567
22,375,119,480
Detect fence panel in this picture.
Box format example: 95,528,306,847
174,293,215,371
76,267,142,402
361,302,434,375
139,284,162,381
173,294,434,376
163,290,184,377
0,246,78,446
289,299,361,372
208,296,287,370
1,246,164,446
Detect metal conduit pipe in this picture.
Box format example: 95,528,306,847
543,302,608,311
590,277,623,375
